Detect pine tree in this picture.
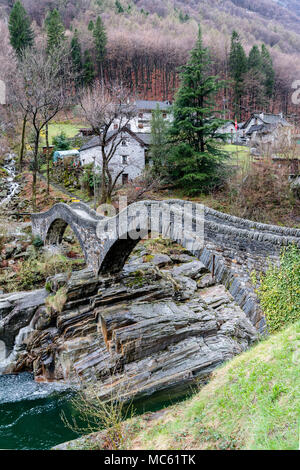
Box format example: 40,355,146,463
248,45,262,70
261,44,275,99
229,31,247,120
149,104,169,177
246,45,265,110
71,29,82,87
83,50,95,87
88,20,94,31
8,0,34,57
115,0,124,13
45,9,65,54
167,26,228,195
93,16,107,81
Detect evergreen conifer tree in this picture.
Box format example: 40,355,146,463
45,9,65,54
261,44,275,99
229,31,247,119
150,104,169,177
167,26,228,195
93,16,107,81
246,45,265,110
8,0,34,57
71,29,83,87
248,45,262,70
83,50,95,86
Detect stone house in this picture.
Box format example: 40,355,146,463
79,128,150,185
110,99,172,134
217,121,236,143
240,112,292,149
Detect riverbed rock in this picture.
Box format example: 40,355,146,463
171,260,209,279
151,254,172,267
0,256,259,403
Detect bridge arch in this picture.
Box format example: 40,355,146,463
32,200,300,329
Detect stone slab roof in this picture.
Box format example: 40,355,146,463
135,100,171,111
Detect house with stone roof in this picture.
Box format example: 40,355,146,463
110,99,172,134
240,112,292,148
79,127,151,185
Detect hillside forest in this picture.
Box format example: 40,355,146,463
0,0,300,123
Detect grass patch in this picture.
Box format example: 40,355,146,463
41,121,86,146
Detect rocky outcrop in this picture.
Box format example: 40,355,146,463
0,250,258,403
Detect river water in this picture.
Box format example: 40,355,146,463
0,372,189,450
0,373,80,450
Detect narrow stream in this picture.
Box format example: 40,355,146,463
0,154,20,207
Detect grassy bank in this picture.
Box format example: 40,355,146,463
126,321,299,450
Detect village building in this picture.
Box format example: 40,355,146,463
217,121,236,143
240,112,292,150
110,99,172,134
79,128,150,185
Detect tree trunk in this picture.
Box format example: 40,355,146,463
19,114,27,170
100,158,107,204
46,122,50,196
32,131,40,212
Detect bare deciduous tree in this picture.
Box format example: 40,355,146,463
80,81,136,204
11,45,74,210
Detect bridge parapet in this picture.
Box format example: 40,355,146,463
31,200,300,329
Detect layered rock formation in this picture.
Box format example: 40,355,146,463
0,246,257,402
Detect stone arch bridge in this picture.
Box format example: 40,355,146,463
32,200,300,329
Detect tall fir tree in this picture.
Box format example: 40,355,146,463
248,45,262,70
261,44,275,100
167,26,228,195
83,50,95,87
246,45,265,110
45,9,65,54
70,29,83,87
149,104,169,178
93,16,107,81
229,31,247,120
8,0,34,57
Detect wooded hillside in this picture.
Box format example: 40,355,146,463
0,0,299,121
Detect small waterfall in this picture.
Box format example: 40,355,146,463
0,310,37,375
0,153,20,207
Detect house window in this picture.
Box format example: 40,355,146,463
138,123,144,129
138,112,143,118
114,124,118,129
122,155,128,164
121,139,127,146
122,173,129,185
163,113,167,119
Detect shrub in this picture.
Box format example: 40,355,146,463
46,287,67,313
258,245,300,332
53,131,71,151
32,235,44,248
